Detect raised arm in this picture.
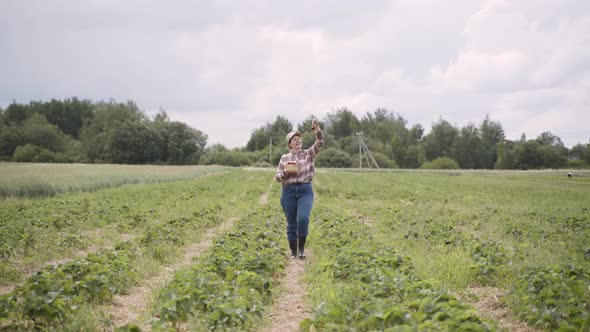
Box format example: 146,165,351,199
306,119,324,157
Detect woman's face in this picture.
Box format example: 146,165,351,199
289,135,302,149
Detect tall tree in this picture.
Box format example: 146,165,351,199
569,143,587,160
479,116,505,168
422,118,458,161
453,123,481,169
360,108,408,144
155,120,207,164
398,124,424,168
495,141,517,169
2,102,34,125
514,140,543,169
325,108,360,139
246,116,292,152
79,100,145,162
110,121,162,164
535,131,567,168
46,97,93,139
0,124,23,158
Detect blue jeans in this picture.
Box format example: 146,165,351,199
280,183,314,241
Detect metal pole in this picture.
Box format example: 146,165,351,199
357,132,362,169
362,142,372,168
362,140,380,169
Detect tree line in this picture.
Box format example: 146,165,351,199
0,98,206,164
242,108,589,170
1,98,589,169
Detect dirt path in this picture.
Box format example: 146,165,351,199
468,286,538,332
260,178,318,331
107,218,236,330
259,182,274,205
261,252,312,332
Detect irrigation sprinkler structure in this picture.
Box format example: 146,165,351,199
356,132,379,169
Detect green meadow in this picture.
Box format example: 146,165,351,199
0,164,588,330
0,162,228,198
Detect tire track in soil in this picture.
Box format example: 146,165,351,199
107,218,236,330
261,253,312,332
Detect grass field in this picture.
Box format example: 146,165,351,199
0,162,228,198
0,164,588,330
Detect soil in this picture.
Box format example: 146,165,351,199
468,286,538,332
261,251,312,332
107,219,236,330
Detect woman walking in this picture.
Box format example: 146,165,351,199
275,118,324,259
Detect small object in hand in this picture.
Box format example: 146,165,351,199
310,119,318,130
286,162,298,173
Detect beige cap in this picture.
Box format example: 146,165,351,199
285,131,301,146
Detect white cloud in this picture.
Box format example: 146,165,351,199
1,0,589,148
430,50,529,91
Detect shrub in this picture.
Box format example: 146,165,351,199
34,149,69,163
12,144,70,163
316,147,352,168
372,152,398,168
421,157,460,169
567,159,589,169
12,144,41,162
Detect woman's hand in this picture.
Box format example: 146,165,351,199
311,118,320,132
285,161,298,174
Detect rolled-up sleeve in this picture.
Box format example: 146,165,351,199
307,129,324,157
275,156,287,182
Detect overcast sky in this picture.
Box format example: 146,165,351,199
1,0,589,148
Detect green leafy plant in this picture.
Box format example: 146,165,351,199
152,206,286,331
508,264,589,330
302,207,491,331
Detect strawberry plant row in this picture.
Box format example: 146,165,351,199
314,170,590,330
0,201,224,330
1,171,272,329
0,243,138,329
150,205,286,331
379,206,512,285
302,206,492,331
0,171,262,285
507,264,589,330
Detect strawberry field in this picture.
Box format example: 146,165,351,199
0,165,588,331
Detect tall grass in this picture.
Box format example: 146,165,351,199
0,162,229,198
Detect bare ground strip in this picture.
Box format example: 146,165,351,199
261,252,312,332
107,218,236,330
468,286,538,332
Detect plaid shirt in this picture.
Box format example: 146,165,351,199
275,129,324,185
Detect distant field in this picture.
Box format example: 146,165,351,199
1,166,588,330
0,162,229,198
